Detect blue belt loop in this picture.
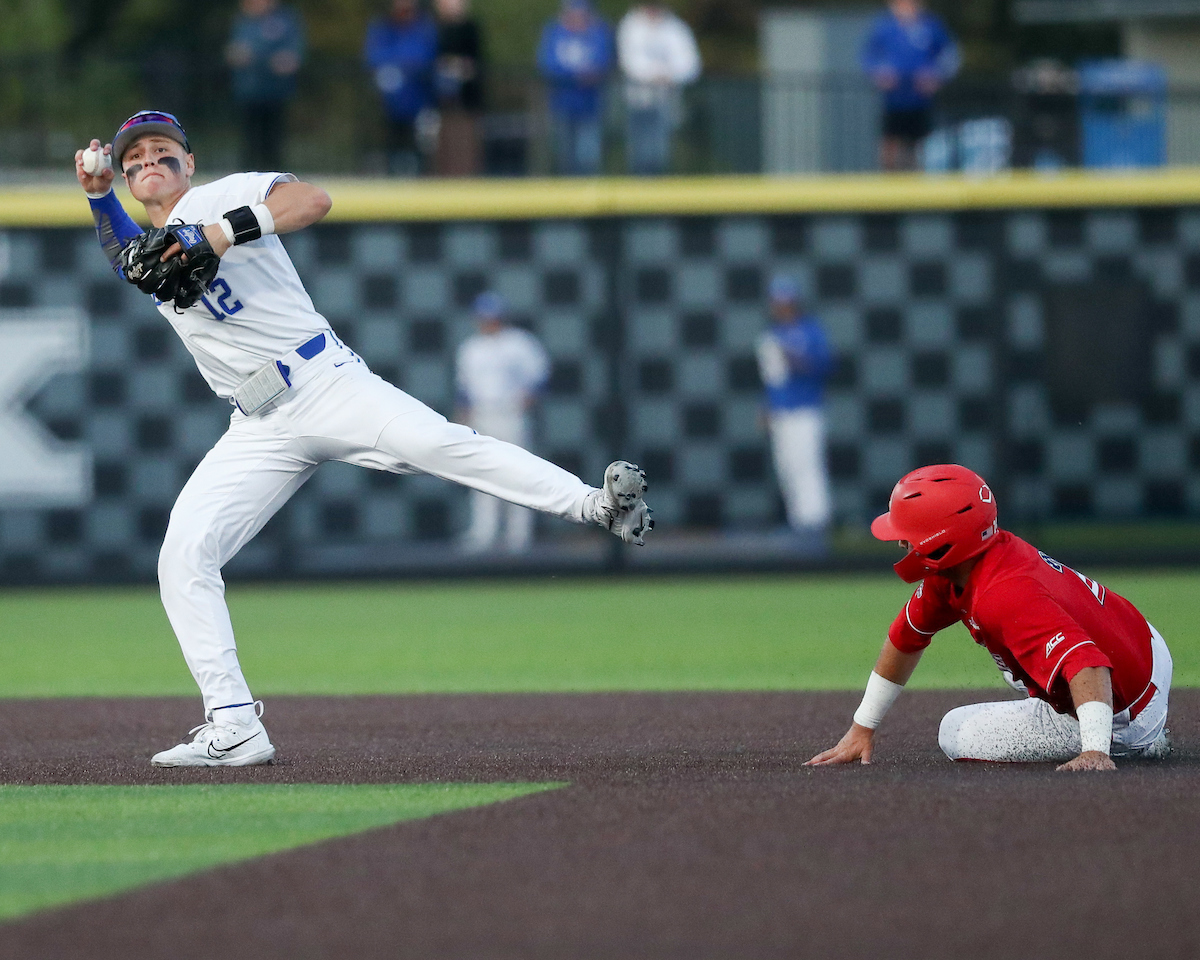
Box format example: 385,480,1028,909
296,333,326,360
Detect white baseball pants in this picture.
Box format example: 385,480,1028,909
158,343,593,714
767,407,831,530
938,625,1173,762
463,409,536,553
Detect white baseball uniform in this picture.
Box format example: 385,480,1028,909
755,323,833,532
144,173,596,715
456,326,550,553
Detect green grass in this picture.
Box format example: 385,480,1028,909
0,783,560,920
0,572,1196,697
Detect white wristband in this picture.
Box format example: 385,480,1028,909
1076,701,1113,755
853,671,905,730
219,218,237,246
252,202,275,236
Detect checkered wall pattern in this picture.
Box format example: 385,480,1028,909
1,204,1199,583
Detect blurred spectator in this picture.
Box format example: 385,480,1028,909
860,0,959,172
456,293,551,554
537,0,615,176
617,4,701,175
756,275,834,541
225,0,305,172
1013,59,1079,170
365,0,439,176
434,0,485,176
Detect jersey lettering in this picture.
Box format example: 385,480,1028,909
199,279,244,321
1045,631,1065,657
200,295,222,320
1072,569,1106,605
1039,552,1105,604
1038,551,1064,573
213,278,244,316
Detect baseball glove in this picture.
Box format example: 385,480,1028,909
120,223,220,310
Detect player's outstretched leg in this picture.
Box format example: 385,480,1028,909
938,697,1079,762
583,460,654,546
367,388,654,544
151,700,276,767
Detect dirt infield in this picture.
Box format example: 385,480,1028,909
1,690,1198,960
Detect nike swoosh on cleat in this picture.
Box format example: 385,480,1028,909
206,731,261,759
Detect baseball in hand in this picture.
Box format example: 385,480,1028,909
82,146,112,176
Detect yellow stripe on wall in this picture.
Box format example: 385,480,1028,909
7,168,1200,227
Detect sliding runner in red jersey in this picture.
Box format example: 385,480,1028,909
807,465,1172,772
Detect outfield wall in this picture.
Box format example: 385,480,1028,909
0,172,1198,583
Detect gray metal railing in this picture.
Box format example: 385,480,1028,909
2,54,1199,176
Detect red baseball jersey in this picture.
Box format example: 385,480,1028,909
888,531,1154,716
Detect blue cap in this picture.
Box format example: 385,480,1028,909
769,274,803,303
112,110,192,166
473,291,507,318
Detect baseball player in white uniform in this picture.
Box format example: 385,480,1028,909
456,292,551,554
756,275,834,535
74,110,653,766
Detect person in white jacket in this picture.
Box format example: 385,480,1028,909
616,4,700,175
456,292,551,553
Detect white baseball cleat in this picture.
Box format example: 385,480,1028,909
151,701,276,767
584,460,654,545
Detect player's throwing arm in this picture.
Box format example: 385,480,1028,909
805,465,1173,772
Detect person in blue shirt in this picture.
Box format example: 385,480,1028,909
365,0,440,176
756,275,835,537
225,0,306,171
860,0,959,171
537,0,615,176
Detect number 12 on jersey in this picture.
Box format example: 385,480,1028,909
201,278,244,320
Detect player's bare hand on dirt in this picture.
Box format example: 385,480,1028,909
805,723,875,766
75,139,115,194
1056,750,1117,772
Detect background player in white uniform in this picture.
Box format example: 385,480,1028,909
75,110,652,767
756,274,834,540
455,292,550,554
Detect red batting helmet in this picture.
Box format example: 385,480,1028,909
870,464,999,583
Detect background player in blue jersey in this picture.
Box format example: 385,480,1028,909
756,274,834,541
74,110,652,767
